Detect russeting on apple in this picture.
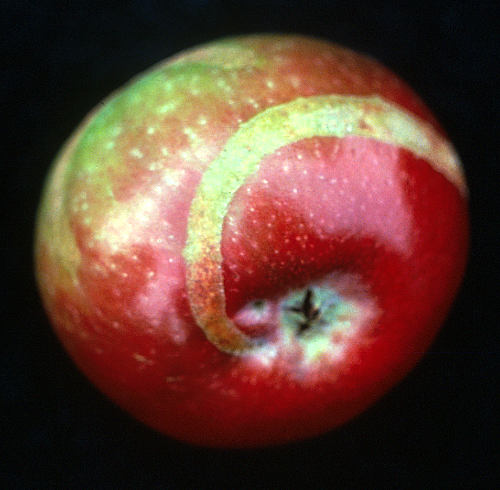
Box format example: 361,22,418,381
35,34,469,448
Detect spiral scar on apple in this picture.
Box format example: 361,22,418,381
35,35,470,447
183,94,465,355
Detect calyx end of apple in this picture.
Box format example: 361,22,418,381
230,273,378,368
186,263,377,372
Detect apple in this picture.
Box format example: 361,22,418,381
35,34,469,448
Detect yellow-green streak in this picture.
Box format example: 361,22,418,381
183,94,465,354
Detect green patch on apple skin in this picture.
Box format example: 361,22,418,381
169,39,267,71
64,52,264,181
183,94,465,355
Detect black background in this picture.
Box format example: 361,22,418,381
2,1,498,488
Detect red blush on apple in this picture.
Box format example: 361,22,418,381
35,34,468,448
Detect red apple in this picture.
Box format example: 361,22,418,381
35,34,469,448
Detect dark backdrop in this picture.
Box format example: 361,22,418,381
2,1,497,488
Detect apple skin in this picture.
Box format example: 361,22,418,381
35,34,469,448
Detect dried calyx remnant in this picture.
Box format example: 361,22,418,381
285,288,323,335
279,285,344,340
